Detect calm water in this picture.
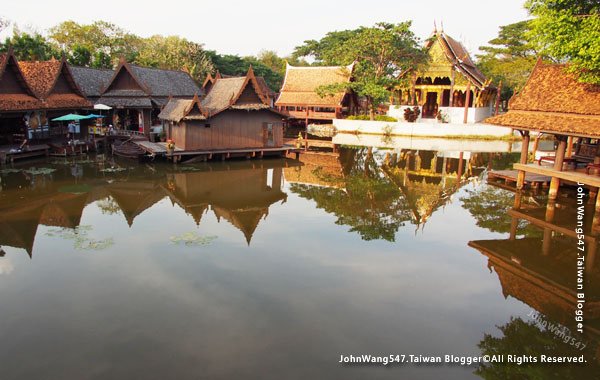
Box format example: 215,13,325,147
0,146,598,379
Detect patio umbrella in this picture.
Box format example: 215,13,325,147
51,113,89,121
85,114,106,119
94,104,112,110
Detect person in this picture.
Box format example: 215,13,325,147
108,124,115,136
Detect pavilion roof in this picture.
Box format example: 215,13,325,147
0,51,45,111
486,60,600,137
70,66,114,98
275,63,354,107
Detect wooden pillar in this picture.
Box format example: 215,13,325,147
588,241,597,275
449,69,455,107
593,191,600,230
548,137,567,200
463,82,471,124
545,199,556,222
542,228,552,256
516,131,530,190
513,191,522,210
566,136,574,158
457,152,464,179
509,217,518,241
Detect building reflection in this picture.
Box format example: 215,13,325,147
468,191,600,364
0,160,291,256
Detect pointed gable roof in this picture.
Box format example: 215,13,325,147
158,93,207,122
0,51,44,111
19,57,91,109
275,62,354,107
486,60,600,137
70,65,114,98
425,30,490,89
202,72,215,93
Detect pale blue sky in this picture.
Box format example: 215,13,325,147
1,0,529,58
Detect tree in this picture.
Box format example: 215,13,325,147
0,17,9,33
135,35,214,82
68,44,92,66
206,51,284,91
294,22,427,119
0,30,59,61
476,21,539,101
49,20,142,68
526,0,600,84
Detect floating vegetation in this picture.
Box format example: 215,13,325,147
24,167,56,175
100,167,127,173
178,166,203,172
170,232,217,247
0,168,21,175
45,225,114,251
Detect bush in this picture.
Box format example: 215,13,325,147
403,107,420,122
347,115,398,122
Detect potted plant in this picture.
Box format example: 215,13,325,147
166,139,175,155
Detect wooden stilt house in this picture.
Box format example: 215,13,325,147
159,67,285,151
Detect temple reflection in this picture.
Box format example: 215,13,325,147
0,159,291,255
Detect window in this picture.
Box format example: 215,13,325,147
204,123,211,128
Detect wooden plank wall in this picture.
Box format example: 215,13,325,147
180,110,284,151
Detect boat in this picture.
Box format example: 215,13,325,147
111,140,147,160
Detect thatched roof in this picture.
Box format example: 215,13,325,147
486,60,600,138
158,94,206,122
425,31,490,89
276,63,353,107
160,66,276,120
0,51,44,111
70,66,114,98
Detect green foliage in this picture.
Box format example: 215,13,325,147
170,232,217,247
294,22,428,116
0,30,60,61
205,50,283,92
477,21,538,101
347,115,397,122
135,35,214,82
49,20,142,68
476,317,599,379
526,0,600,84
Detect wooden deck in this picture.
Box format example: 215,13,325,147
514,163,600,188
488,169,551,188
0,144,49,164
283,138,334,150
132,141,302,162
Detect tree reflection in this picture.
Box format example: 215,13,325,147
290,148,412,242
476,317,599,379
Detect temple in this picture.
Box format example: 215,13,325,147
275,63,358,125
391,29,496,123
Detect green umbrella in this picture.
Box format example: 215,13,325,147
51,114,89,121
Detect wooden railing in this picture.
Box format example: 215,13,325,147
283,110,339,120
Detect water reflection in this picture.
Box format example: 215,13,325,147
0,158,292,255
468,180,600,375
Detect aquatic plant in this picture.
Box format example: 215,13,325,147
100,167,127,173
44,225,114,251
0,168,22,175
24,167,56,175
170,232,217,247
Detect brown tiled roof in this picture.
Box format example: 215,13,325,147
486,60,600,137
97,96,153,108
0,52,44,111
276,63,353,107
18,60,62,98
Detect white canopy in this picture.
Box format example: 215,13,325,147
93,104,112,110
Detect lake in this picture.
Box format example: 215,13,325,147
0,144,598,379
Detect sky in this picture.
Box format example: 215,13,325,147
0,0,530,58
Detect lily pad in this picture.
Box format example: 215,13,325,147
100,167,127,173
24,167,56,175
0,168,21,175
170,232,217,247
45,225,114,251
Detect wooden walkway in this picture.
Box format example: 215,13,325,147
488,169,551,189
0,144,49,164
514,163,600,188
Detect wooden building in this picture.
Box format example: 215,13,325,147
486,60,600,210
202,71,277,106
394,29,496,121
159,67,285,152
94,59,201,135
275,63,357,125
0,51,92,145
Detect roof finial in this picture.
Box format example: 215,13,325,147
440,20,444,33
433,20,437,33
215,70,222,79
246,64,255,78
